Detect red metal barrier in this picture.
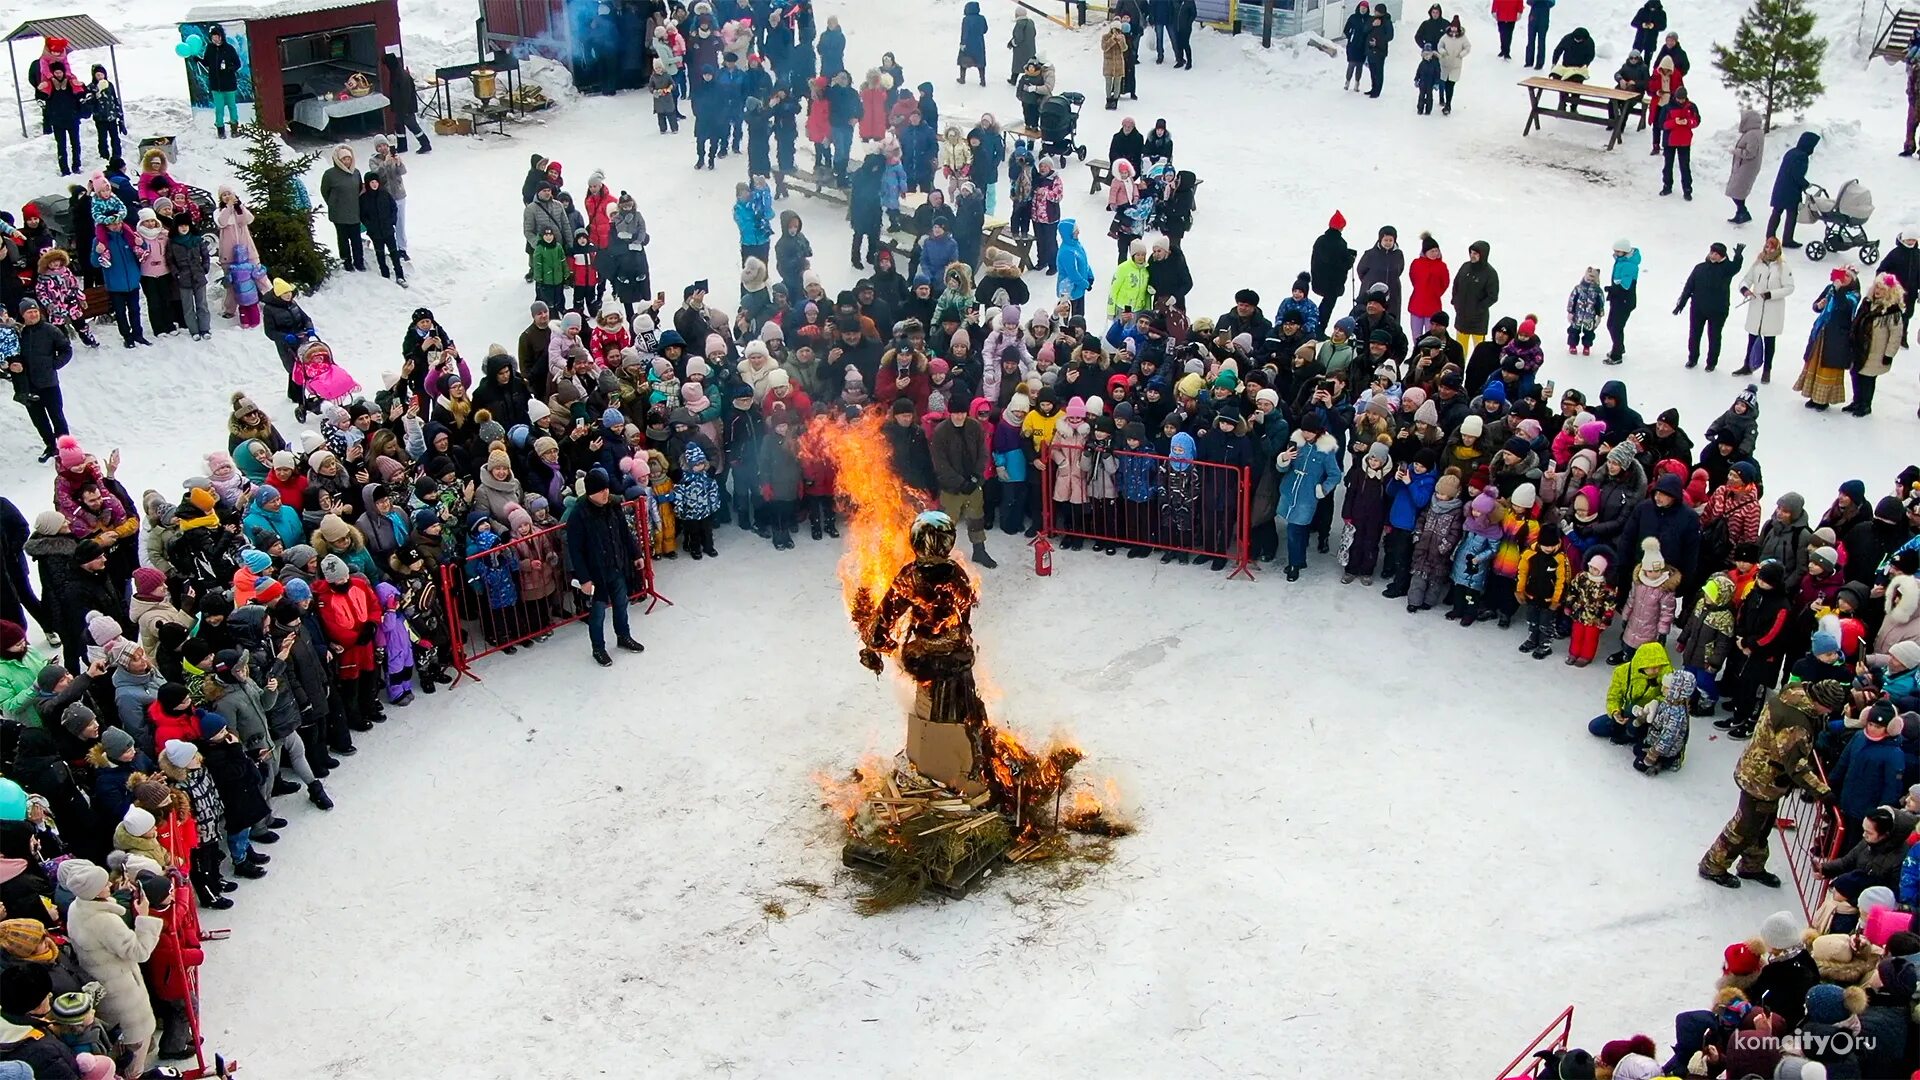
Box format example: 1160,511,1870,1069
442,501,668,683
1037,445,1253,578
1494,1005,1574,1079
158,864,221,1078
1777,751,1844,925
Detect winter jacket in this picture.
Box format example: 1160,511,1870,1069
1742,256,1795,337
1619,565,1680,647
1605,641,1672,717
1735,685,1832,800
65,896,162,1045
1311,228,1356,298
1356,242,1405,315
1438,31,1472,81
1451,245,1499,334
1109,258,1151,318
1675,251,1744,319
1410,494,1463,579
1407,254,1450,319
164,231,210,288
1726,110,1766,200
1275,431,1342,526
1830,733,1908,832
1056,221,1094,301
1771,132,1819,210
319,161,361,226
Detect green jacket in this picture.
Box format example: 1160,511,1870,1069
1605,641,1671,718
0,649,49,724
1108,257,1152,318
531,241,568,286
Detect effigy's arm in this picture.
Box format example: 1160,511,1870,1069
859,569,916,671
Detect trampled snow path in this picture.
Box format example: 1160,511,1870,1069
3,0,1920,1073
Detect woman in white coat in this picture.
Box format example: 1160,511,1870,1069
1736,235,1794,381
1437,19,1471,116
59,860,163,1078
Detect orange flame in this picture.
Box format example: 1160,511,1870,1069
801,411,926,617
814,752,895,824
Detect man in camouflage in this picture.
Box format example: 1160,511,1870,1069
1698,679,1850,888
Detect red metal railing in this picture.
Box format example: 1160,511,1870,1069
440,501,668,683
1494,1005,1574,1079
1037,446,1253,579
1777,751,1845,925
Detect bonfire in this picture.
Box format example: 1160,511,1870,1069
806,411,1129,911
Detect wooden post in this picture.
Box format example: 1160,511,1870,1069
1263,0,1277,45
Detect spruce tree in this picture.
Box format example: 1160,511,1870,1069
224,123,334,291
1711,0,1827,132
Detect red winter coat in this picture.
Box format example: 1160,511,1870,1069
760,387,815,422
317,575,381,679
859,86,888,141
1491,0,1523,19
1408,256,1451,320
807,94,833,145
147,896,203,1003
147,701,205,749
1663,102,1700,147
583,187,615,248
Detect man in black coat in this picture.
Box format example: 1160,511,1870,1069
564,469,646,667
1310,213,1357,328
1216,289,1272,344
60,541,129,671
849,153,884,270
7,299,72,463
885,398,938,495
1170,0,1197,68
198,25,244,138
1617,471,1701,590
35,65,88,176
1672,241,1744,370
472,351,534,431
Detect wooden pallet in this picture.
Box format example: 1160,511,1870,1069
841,837,1008,900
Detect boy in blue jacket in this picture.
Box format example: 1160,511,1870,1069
733,182,773,266
1381,449,1437,596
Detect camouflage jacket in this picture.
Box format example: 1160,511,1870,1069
1734,685,1832,801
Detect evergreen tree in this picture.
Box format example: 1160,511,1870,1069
1711,0,1826,133
224,123,334,291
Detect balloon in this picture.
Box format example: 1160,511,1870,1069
175,41,196,57
0,779,26,822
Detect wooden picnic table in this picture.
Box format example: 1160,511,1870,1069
1518,77,1647,151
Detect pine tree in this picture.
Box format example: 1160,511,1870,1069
1711,0,1826,133
224,123,334,291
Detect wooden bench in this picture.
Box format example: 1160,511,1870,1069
787,170,849,206
983,223,1036,272
1519,77,1646,151
1086,157,1113,194
1004,124,1042,145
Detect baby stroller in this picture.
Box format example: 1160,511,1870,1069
291,338,361,419
1800,179,1879,263
1038,92,1088,163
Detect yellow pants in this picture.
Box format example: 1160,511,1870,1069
1456,332,1486,355
653,502,677,554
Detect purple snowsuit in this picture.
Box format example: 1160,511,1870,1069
376,581,416,701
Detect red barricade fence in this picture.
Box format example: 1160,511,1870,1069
1777,751,1844,925
1494,1005,1574,1079
161,864,220,1079
1037,446,1253,578
440,500,669,681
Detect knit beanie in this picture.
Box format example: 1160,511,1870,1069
320,554,350,584
122,806,156,838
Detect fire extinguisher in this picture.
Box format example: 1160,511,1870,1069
1032,535,1053,577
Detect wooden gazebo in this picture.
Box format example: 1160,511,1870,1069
5,14,124,138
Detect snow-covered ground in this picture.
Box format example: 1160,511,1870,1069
4,0,1920,1074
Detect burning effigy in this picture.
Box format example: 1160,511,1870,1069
808,412,1128,911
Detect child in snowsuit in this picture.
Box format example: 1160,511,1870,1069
570,227,601,315
775,210,813,300
1610,536,1681,664
645,449,679,556
1566,267,1605,354
1636,668,1695,774
464,512,522,649
673,444,723,559
1116,421,1156,555
1680,567,1739,711
532,226,568,312
1514,522,1572,658
1051,397,1092,547
1415,49,1442,115
505,503,560,636
34,248,100,347
1084,421,1122,553
1157,431,1200,561
1562,545,1617,667
1448,488,1502,625
1406,471,1464,611
225,242,267,329
1486,483,1540,627
374,581,416,705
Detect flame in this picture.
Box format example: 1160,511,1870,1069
814,751,895,824
810,412,1125,846
802,412,926,617
1062,776,1134,837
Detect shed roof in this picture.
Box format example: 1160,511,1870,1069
4,15,123,50
182,0,383,24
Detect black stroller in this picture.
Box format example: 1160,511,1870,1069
1038,92,1088,162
